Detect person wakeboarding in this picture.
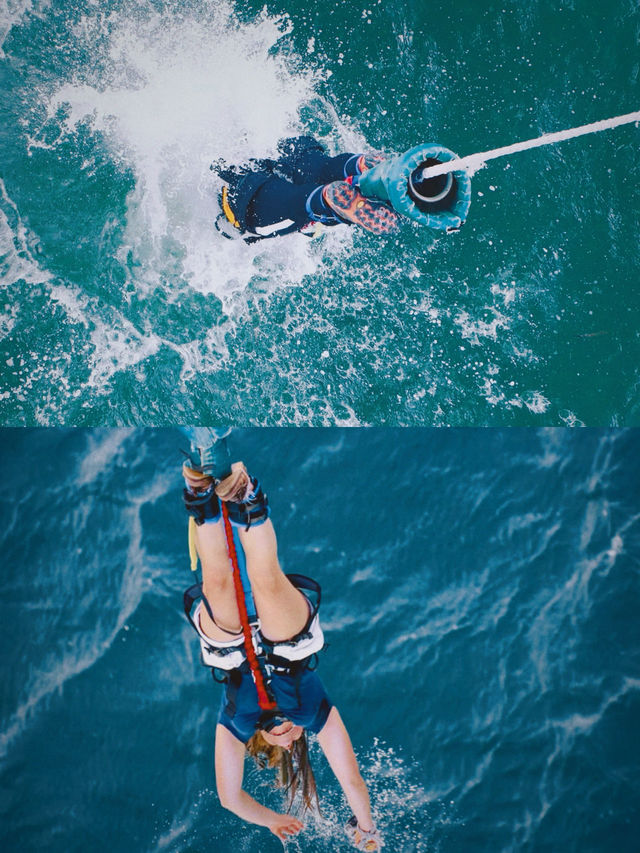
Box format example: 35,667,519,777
181,429,384,851
214,135,472,242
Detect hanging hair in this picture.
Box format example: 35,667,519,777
246,730,320,815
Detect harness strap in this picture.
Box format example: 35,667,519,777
305,185,342,226
220,501,277,711
221,186,240,229
222,669,242,717
230,518,259,620
219,657,309,719
188,516,198,573
184,581,241,638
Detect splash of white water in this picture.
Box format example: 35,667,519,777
40,0,346,306
0,0,43,57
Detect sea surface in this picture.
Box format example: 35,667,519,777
1,427,639,852
1,0,639,426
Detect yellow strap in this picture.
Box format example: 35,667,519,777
221,186,240,228
188,516,198,573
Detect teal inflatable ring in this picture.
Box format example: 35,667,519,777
385,143,472,231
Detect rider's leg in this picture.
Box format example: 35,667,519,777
192,518,243,642
234,518,310,643
183,427,312,645
275,135,379,183
188,468,310,644
245,176,316,233
244,143,387,232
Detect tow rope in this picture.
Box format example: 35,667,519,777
220,501,277,711
416,108,640,180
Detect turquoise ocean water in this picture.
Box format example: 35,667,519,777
1,0,639,425
1,428,639,852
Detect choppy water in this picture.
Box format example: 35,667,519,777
1,0,639,425
1,427,639,852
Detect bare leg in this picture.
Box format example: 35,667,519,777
236,519,309,642
193,519,243,642
194,516,309,644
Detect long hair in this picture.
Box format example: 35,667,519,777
246,730,319,815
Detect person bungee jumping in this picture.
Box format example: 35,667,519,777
181,430,383,851
214,135,472,242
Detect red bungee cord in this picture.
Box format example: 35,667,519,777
220,501,277,711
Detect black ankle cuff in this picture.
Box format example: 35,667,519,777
225,478,269,530
183,488,221,526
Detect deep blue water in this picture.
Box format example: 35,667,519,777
1,427,639,852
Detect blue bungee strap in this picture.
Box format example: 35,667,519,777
232,524,258,622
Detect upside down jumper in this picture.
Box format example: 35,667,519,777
181,437,384,851
214,135,472,241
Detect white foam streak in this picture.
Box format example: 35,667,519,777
0,179,162,399
88,315,162,385
0,467,171,762
386,570,490,661
584,432,617,494
46,280,163,386
170,334,228,387
0,178,51,289
0,0,38,57
543,677,640,774
0,601,135,762
528,507,631,692
454,307,510,344
579,499,603,552
76,428,135,486
459,749,495,797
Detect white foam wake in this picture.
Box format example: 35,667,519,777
0,178,166,403
41,0,346,306
0,461,172,761
0,177,51,288
0,0,39,57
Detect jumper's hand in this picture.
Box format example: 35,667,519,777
345,816,385,851
215,461,250,502
182,462,214,494
267,813,304,841
183,460,247,499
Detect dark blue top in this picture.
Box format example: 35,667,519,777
217,668,333,743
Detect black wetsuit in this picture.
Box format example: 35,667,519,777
216,136,360,240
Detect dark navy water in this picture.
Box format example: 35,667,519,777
1,427,639,852
1,0,639,425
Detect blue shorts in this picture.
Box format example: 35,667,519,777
217,668,333,743
222,136,356,237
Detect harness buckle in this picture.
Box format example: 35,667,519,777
249,620,263,657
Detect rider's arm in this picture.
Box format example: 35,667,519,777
214,724,303,840
316,707,376,832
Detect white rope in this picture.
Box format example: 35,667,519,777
419,110,640,178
